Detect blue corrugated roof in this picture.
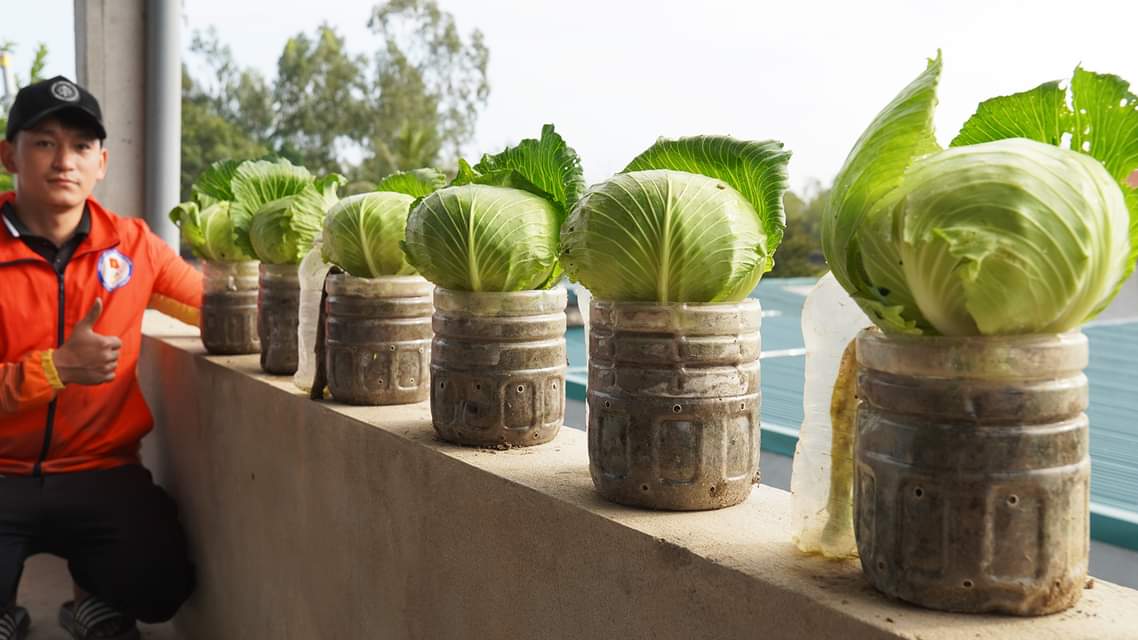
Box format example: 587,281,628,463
565,278,1138,549
1085,323,1138,515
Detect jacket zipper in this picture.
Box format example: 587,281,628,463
32,271,66,477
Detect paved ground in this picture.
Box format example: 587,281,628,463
16,555,175,640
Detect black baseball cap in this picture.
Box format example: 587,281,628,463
5,75,106,141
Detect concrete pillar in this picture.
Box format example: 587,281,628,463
144,0,181,247
74,0,147,220
75,0,184,476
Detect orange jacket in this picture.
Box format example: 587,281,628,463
0,192,202,475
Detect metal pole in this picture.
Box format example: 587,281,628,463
144,0,181,248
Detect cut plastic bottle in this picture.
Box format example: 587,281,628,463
789,272,871,558
293,241,332,392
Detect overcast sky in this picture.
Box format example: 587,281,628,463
6,0,1138,193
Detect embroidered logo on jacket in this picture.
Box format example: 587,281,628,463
97,249,133,291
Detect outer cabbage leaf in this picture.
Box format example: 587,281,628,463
472,123,585,216
230,159,344,264
168,200,251,262
322,192,417,277
230,159,315,257
560,169,767,303
169,201,205,255
823,53,943,333
897,139,1129,335
193,159,241,203
247,186,334,265
376,168,447,198
953,67,1138,317
403,184,560,291
623,135,791,266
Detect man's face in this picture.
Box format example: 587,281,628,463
0,117,108,211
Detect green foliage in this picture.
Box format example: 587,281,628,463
322,191,418,277
1,41,49,192
181,64,270,201
362,0,490,179
560,136,791,303
404,184,561,291
181,1,490,196
229,159,345,265
769,187,828,278
824,54,1136,336
402,126,577,292
375,168,446,197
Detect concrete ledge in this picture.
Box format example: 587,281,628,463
138,314,1138,639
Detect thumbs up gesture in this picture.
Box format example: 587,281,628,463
52,299,123,385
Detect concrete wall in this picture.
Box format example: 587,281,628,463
74,0,147,219
137,314,1138,640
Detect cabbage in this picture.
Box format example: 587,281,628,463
824,54,1138,335
168,160,253,262
559,136,791,303
375,168,446,198
229,159,345,265
321,168,445,278
402,125,584,291
322,192,418,278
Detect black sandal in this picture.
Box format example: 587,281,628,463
0,606,29,640
58,598,140,640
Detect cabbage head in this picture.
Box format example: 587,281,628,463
230,159,345,266
402,125,584,291
168,159,253,262
323,192,418,278
322,168,445,278
824,53,1138,335
559,136,791,302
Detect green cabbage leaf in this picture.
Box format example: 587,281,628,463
167,159,254,262
322,191,419,278
824,53,1137,335
560,136,791,302
402,125,582,291
230,159,345,265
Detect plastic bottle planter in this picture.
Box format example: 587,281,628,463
324,274,433,405
854,329,1090,616
200,260,260,355
257,263,301,375
588,299,762,510
431,288,567,447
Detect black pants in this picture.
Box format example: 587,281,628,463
0,464,195,623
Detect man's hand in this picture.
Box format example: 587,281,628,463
53,299,122,385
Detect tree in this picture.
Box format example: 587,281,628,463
359,0,490,179
272,25,370,176
179,0,490,194
0,41,48,193
769,182,829,278
180,66,269,200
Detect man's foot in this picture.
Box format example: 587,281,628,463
0,606,30,640
58,597,140,640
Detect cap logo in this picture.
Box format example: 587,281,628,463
50,80,80,103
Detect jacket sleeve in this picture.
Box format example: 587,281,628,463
146,229,203,327
1,349,65,414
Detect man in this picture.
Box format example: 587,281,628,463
0,77,201,640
